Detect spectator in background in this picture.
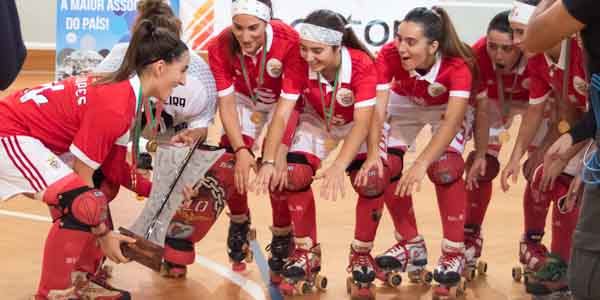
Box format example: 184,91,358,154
0,0,26,90
526,1,600,299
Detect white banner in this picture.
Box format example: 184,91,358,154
181,0,436,51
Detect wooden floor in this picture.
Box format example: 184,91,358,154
0,72,544,299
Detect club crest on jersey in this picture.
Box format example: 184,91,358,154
166,221,194,239
521,78,531,90
427,83,447,97
573,76,588,96
266,58,282,78
47,156,61,169
336,88,354,107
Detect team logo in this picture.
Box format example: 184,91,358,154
521,78,531,90
266,58,283,78
336,88,354,107
166,221,195,239
427,82,447,97
47,156,61,169
573,76,588,96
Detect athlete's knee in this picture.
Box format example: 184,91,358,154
285,153,315,192
206,151,236,187
348,159,389,198
465,151,500,182
427,151,465,185
43,173,108,228
387,148,405,182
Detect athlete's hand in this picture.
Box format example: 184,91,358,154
170,128,207,146
558,171,583,214
271,149,289,192
96,226,136,264
540,155,569,192
466,155,487,191
314,162,346,201
501,159,520,192
234,149,256,195
252,163,276,196
523,148,544,182
354,156,385,187
395,160,428,197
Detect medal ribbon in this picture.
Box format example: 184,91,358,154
239,42,268,104
318,66,341,132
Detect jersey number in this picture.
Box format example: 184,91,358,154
20,83,65,105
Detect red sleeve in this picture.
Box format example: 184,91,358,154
352,55,378,108
99,146,152,197
527,56,552,105
280,41,305,101
448,62,473,99
70,109,129,170
207,34,235,97
375,42,397,91
281,105,300,146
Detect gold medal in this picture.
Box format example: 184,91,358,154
324,138,337,151
558,120,571,134
136,194,145,202
499,131,511,144
250,111,264,124
146,139,158,153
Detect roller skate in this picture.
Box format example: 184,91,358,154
37,271,131,300
464,225,488,281
227,214,256,272
265,226,294,285
526,253,570,298
375,235,433,286
279,239,327,296
432,240,468,300
160,260,187,279
512,232,548,285
345,241,383,299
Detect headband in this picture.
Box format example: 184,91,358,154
298,23,343,46
508,1,536,25
232,0,271,22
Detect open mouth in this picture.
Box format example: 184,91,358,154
495,63,506,70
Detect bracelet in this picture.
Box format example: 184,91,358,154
261,159,276,166
234,146,254,157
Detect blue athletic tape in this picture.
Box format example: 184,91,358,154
583,74,600,185
250,240,284,300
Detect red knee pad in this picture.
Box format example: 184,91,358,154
44,173,108,226
387,148,405,182
427,152,465,185
286,153,315,192
465,151,500,182
349,161,390,198
164,238,195,266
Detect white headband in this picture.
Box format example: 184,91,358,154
298,23,343,46
508,1,536,25
232,0,271,22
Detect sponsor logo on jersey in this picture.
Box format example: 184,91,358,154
266,58,283,78
573,76,588,96
336,88,354,107
167,96,186,107
521,78,531,90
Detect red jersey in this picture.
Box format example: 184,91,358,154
376,41,472,106
472,37,529,103
528,38,587,109
0,75,140,170
284,47,377,126
207,20,303,103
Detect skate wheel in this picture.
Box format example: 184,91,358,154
232,262,246,272
315,275,328,291
346,277,353,295
465,268,476,282
294,281,310,295
477,261,488,275
387,272,402,287
421,270,433,285
512,266,522,282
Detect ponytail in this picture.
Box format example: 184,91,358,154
96,19,188,85
404,6,479,81
135,0,181,36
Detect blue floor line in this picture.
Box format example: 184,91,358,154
250,240,284,300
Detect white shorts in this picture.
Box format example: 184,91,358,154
386,91,473,154
218,93,275,145
289,105,387,162
0,136,73,201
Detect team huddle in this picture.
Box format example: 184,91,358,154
0,0,589,299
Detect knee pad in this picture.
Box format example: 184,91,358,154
387,148,405,182
348,159,390,198
92,169,120,201
164,237,195,265
465,151,500,182
427,152,465,185
285,153,315,192
207,152,236,188
44,174,108,228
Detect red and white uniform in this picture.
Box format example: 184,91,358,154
283,47,377,160
528,38,588,175
376,41,473,153
207,20,302,142
472,37,548,154
0,75,143,200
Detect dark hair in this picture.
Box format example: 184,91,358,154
518,0,541,5
403,6,479,80
302,9,375,60
229,0,273,57
96,19,188,84
488,10,512,34
135,0,182,36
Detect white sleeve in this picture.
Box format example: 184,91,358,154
94,43,129,73
173,76,216,129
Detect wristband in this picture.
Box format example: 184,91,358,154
234,146,254,157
